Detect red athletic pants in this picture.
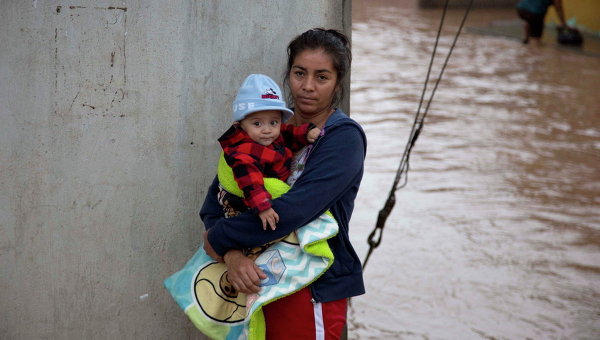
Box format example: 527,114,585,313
263,287,347,340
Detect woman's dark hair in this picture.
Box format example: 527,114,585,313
283,28,352,109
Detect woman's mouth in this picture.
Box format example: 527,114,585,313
297,96,317,104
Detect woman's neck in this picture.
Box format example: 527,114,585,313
290,108,335,128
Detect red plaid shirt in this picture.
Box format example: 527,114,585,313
218,123,315,212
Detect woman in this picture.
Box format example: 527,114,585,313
201,28,366,339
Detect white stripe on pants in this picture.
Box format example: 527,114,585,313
313,301,325,340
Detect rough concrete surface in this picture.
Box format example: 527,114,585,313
0,0,350,338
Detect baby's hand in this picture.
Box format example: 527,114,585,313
307,127,321,143
259,208,279,231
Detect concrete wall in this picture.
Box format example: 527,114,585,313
0,0,351,338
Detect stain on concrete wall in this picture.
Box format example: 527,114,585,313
53,5,127,118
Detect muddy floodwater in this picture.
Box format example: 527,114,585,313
348,1,600,339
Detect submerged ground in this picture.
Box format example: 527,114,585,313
349,2,600,339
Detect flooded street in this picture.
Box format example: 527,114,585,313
348,1,600,339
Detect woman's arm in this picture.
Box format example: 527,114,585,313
204,123,366,257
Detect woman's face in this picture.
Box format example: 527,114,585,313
289,48,339,120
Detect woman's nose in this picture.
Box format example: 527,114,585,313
302,76,315,91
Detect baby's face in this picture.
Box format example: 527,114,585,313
240,110,283,146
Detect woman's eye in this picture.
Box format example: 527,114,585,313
317,74,328,81
294,71,304,77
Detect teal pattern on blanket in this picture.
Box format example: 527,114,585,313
246,214,338,317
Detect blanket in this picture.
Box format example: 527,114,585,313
164,153,338,340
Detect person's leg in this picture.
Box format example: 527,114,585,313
517,8,531,44
263,287,348,340
529,13,545,45
523,22,531,44
320,296,347,339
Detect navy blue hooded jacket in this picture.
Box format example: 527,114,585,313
200,109,367,303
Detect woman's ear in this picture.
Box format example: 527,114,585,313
333,82,342,104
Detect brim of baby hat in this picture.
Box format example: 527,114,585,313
243,106,294,123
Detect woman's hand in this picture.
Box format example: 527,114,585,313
223,250,266,294
203,230,224,263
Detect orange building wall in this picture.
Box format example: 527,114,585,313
547,0,600,34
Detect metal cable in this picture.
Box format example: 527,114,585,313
363,0,475,270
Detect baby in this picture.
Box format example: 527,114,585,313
218,74,320,230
